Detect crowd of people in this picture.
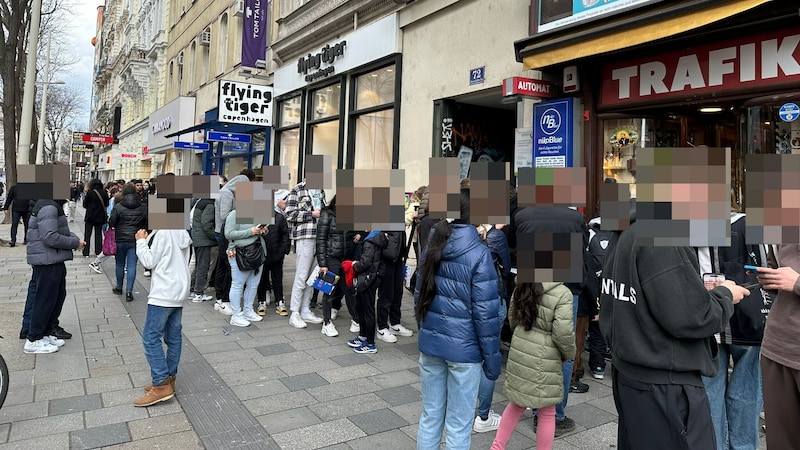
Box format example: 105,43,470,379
8,167,800,450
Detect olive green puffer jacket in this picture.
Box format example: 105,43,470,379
504,282,576,409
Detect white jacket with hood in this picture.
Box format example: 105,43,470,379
214,174,250,234
136,230,192,307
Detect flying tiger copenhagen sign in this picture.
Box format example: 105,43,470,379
601,28,800,107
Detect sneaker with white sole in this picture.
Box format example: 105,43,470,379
257,302,267,316
214,302,234,316
353,342,378,354
350,320,360,333
301,311,323,324
347,336,367,348
276,301,288,316
230,315,251,327
331,309,338,320
23,338,59,354
289,312,308,329
243,310,263,322
143,270,151,277
390,323,414,337
377,328,398,343
191,294,204,303
44,335,66,347
473,410,502,433
321,322,339,337
89,262,103,274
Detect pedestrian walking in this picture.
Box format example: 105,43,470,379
108,183,147,301
82,179,109,257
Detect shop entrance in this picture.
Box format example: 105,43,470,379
434,88,516,180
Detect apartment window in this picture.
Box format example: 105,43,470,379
218,15,228,74
276,95,302,185
351,64,396,170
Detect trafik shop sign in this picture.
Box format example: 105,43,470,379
601,27,800,107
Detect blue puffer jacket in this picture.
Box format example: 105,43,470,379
415,223,503,380
27,200,80,266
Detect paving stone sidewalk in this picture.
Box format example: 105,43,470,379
0,205,767,449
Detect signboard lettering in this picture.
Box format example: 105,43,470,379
152,117,172,134
602,28,800,107
242,0,267,67
503,77,553,98
297,41,346,83
218,80,273,126
532,98,576,168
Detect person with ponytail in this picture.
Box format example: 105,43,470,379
415,188,503,450
490,282,575,450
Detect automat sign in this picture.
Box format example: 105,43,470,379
217,80,273,127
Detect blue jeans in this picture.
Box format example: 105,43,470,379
142,305,182,386
417,352,482,450
555,294,579,421
115,241,138,293
702,344,762,450
477,300,506,419
229,255,260,318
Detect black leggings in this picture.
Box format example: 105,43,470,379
256,258,285,303
83,222,103,257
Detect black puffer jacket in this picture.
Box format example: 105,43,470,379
316,207,358,267
382,231,406,263
264,212,291,264
83,186,109,224
109,194,148,242
354,231,389,278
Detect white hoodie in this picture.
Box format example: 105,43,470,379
136,229,192,307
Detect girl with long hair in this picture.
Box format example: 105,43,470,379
415,188,503,450
490,282,576,450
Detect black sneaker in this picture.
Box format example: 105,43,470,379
9,242,15,247
569,380,589,393
19,329,28,340
554,417,576,436
51,326,72,340
112,288,123,295
126,292,134,302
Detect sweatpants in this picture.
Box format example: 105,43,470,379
613,369,716,450
761,356,800,449
289,239,316,314
28,263,67,342
355,285,378,344
587,320,607,371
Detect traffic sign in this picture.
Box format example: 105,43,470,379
206,131,252,143
173,141,210,150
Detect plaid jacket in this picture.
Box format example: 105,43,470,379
285,181,326,240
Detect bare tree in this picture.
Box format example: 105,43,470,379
36,83,83,163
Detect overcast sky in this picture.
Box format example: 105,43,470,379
63,1,102,132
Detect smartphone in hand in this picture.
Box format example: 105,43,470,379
703,273,726,290
744,265,759,272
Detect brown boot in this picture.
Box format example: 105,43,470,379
143,375,176,392
134,380,174,407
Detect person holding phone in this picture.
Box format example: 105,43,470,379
754,245,800,449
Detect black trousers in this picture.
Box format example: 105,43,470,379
83,222,103,257
214,231,231,301
11,211,30,243
355,284,378,344
256,257,285,303
28,263,67,342
613,369,716,450
377,260,404,328
588,320,607,370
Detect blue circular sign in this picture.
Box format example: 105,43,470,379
779,103,800,122
539,107,562,136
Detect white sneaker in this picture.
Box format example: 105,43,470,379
243,310,263,322
89,262,102,274
331,309,338,320
23,338,59,354
390,323,414,337
350,320,360,333
214,302,233,316
289,312,308,329
377,328,398,343
257,302,267,316
473,410,502,433
44,335,65,347
230,315,251,327
143,270,151,277
300,311,323,324
321,322,339,337
191,294,204,303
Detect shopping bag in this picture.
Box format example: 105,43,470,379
102,228,116,255
403,264,417,294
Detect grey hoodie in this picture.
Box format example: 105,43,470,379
214,174,250,234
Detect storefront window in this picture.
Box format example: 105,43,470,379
311,84,341,120
311,120,339,191
354,109,393,170
602,118,680,188
356,65,395,110
280,128,300,185
281,96,302,127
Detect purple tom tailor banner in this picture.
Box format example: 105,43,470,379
242,0,267,68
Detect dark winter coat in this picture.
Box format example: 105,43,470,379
316,207,357,267
414,224,503,381
264,212,291,264
109,194,148,243
26,200,80,266
4,184,35,212
191,199,217,248
353,231,389,290
83,188,109,224
382,231,406,263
